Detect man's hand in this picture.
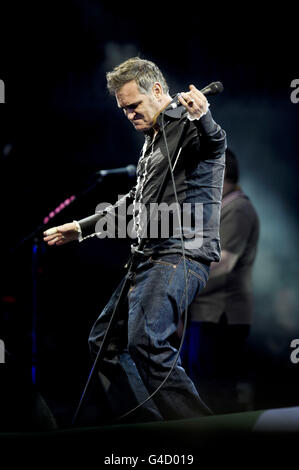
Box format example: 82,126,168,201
43,222,80,246
178,84,209,119
209,250,239,278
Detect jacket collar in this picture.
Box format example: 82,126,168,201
155,103,187,128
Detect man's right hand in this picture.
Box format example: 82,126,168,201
43,222,80,246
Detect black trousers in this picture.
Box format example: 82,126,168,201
181,313,250,414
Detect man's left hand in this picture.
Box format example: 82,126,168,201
178,84,209,119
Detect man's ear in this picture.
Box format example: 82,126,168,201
152,82,163,100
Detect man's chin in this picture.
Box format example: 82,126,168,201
132,121,151,132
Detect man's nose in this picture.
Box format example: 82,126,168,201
126,110,135,121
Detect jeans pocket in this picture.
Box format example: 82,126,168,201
150,254,182,268
178,261,209,314
151,259,177,267
188,268,206,286
185,256,210,280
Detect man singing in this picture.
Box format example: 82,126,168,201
44,57,226,422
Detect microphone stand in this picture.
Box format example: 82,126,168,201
12,173,105,386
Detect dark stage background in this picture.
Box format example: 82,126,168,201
0,1,298,429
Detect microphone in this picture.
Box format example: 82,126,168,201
96,164,136,178
200,81,224,96
168,81,224,109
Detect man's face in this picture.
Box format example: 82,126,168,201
115,80,162,132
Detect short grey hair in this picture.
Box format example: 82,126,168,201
106,57,169,95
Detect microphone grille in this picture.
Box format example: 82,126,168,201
126,164,137,178
214,81,224,93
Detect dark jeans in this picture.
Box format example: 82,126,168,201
88,254,211,422
181,315,251,414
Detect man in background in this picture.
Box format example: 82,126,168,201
181,148,259,413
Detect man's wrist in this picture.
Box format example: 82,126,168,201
73,220,83,242
187,102,210,121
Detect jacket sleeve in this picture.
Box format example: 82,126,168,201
77,185,136,241
187,109,227,160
